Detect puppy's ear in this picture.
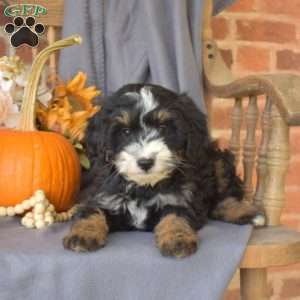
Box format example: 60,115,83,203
82,94,121,188
177,94,212,163
85,96,111,164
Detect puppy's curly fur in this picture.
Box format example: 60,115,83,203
63,84,264,258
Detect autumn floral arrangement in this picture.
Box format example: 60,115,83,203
37,72,101,168
0,36,101,229
0,56,101,169
0,55,52,128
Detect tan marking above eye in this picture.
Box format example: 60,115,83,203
115,111,130,126
156,110,172,122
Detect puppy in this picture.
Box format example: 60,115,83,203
63,84,264,258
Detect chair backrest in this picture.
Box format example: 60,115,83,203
202,0,291,226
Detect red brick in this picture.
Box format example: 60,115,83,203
16,46,33,64
236,20,297,44
290,128,300,153
212,101,234,130
212,17,230,40
259,0,300,17
37,38,48,52
0,37,6,57
227,0,256,12
0,5,11,26
286,160,300,186
280,278,300,299
237,46,270,72
281,217,299,230
284,186,300,214
277,49,300,71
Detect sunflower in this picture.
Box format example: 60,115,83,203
37,72,101,142
54,72,100,115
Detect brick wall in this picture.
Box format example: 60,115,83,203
212,1,300,299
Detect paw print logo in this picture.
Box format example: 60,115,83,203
4,16,45,48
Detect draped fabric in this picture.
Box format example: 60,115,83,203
59,0,235,113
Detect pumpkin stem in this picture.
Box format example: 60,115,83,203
18,35,82,131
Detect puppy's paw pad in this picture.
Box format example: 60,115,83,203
252,214,266,227
63,232,106,252
158,234,198,258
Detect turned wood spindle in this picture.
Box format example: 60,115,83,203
229,98,243,166
263,105,290,226
47,26,57,86
254,97,272,208
243,96,259,203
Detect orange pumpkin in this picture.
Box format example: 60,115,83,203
0,36,82,212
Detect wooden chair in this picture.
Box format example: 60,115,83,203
20,0,300,299
203,0,300,299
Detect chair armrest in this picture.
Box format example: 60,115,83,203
203,39,300,126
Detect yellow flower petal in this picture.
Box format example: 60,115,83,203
36,71,101,141
67,72,87,92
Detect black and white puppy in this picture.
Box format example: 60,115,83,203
63,84,265,258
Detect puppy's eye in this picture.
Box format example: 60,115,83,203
158,124,167,133
122,128,131,135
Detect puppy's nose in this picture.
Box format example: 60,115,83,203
137,158,154,171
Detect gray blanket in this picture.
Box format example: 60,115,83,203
59,0,235,113
0,218,251,300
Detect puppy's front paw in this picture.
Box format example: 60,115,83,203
157,231,198,258
63,230,107,252
63,213,108,252
155,214,198,258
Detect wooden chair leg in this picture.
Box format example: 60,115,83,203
240,268,269,300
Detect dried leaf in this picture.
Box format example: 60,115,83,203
74,142,84,150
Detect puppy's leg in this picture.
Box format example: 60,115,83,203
155,214,198,258
63,208,109,252
211,197,266,227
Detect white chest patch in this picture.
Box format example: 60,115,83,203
127,201,148,229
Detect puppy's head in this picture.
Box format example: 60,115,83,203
94,84,209,186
